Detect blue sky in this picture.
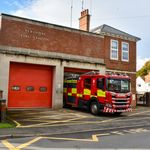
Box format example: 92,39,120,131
1,0,150,70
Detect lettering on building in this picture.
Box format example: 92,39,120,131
20,28,49,41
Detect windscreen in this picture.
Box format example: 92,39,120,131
106,78,130,93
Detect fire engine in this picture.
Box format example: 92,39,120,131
63,71,132,115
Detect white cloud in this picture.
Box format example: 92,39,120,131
13,0,79,28
137,56,150,71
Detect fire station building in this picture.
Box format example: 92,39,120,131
0,9,140,109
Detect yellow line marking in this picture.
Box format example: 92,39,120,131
17,137,43,149
12,120,21,128
10,113,88,128
111,131,124,135
1,134,101,150
15,114,119,128
2,140,19,150
18,115,87,128
44,136,95,142
6,116,21,128
10,108,150,128
92,135,99,142
2,127,148,150
39,117,119,127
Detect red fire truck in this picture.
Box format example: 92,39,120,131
63,71,132,115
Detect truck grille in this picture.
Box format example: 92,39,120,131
112,98,130,108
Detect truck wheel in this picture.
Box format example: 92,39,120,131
90,102,99,115
63,97,71,108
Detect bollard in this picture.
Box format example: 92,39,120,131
146,92,150,107
0,90,3,99
0,99,6,122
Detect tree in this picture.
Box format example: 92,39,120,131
137,60,150,77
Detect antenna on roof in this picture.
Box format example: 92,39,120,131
90,0,92,15
70,0,73,27
81,0,84,10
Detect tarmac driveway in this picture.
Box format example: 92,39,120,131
7,106,150,129
1,107,150,150
0,106,149,140
7,108,90,128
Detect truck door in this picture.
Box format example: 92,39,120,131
66,80,77,105
97,78,106,102
83,78,92,100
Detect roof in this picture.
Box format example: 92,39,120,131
91,24,141,42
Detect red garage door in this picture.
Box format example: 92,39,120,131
8,62,53,109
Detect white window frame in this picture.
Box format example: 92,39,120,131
122,42,129,62
110,40,118,60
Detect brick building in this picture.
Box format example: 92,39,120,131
0,9,140,109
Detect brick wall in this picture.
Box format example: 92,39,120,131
0,15,138,106
0,16,104,59
104,36,137,106
104,36,136,72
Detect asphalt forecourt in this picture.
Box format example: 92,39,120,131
0,106,149,137
0,106,150,149
7,106,150,128
1,128,150,149
4,107,150,128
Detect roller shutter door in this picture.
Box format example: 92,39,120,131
8,62,53,108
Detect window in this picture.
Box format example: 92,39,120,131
11,86,20,91
26,86,34,91
110,40,118,60
138,84,141,87
39,87,47,92
122,42,129,62
84,78,91,89
67,80,77,88
97,78,105,90
107,78,130,93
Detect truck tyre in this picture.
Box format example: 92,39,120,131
63,97,72,108
90,102,99,115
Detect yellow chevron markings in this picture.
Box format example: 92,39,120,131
1,128,150,150
1,133,110,150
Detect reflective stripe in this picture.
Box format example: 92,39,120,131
72,88,77,94
67,80,77,83
63,88,67,93
97,89,106,97
84,89,91,95
77,94,83,97
103,106,132,113
68,93,72,96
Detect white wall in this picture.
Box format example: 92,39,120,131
145,82,150,92
136,76,146,94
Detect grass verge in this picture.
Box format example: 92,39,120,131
0,122,15,128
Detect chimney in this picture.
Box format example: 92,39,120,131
79,9,90,31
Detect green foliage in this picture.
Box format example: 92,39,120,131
0,122,14,128
137,60,150,77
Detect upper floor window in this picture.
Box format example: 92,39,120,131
122,42,129,62
110,40,118,60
